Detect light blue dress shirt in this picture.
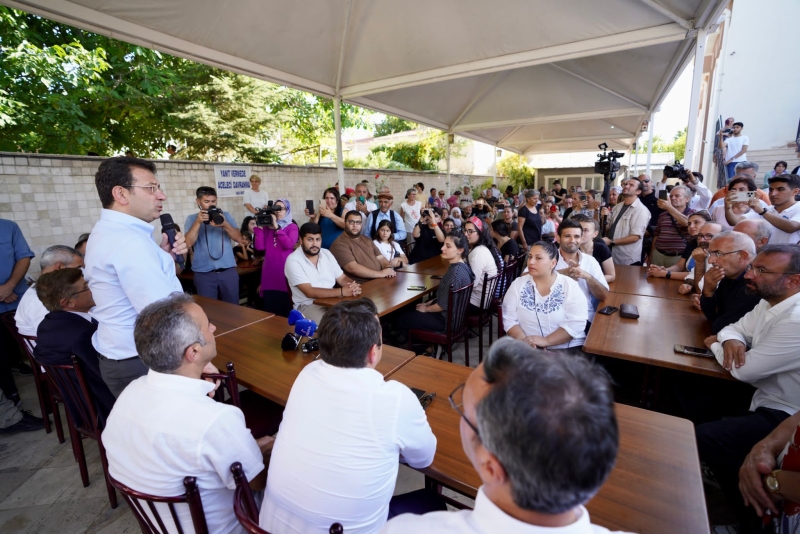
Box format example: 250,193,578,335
184,212,238,272
361,209,406,242
0,219,35,313
84,209,183,360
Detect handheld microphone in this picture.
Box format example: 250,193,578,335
160,214,185,269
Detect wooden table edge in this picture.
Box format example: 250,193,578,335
581,345,733,381
382,354,418,380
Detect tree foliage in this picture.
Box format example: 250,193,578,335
372,115,417,137
635,127,687,162
497,153,536,189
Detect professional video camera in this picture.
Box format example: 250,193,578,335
255,200,280,227
281,309,319,352
204,206,225,225
594,143,624,181
663,162,689,180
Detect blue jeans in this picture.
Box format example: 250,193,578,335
726,161,739,180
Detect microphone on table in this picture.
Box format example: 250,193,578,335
282,310,319,352
160,214,185,269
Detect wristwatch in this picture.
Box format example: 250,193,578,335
766,470,781,493
760,207,769,216
666,271,671,279
609,240,615,248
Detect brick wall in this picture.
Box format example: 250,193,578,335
0,152,490,278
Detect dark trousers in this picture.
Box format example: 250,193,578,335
194,268,239,304
674,373,755,425
262,290,292,318
388,488,447,518
98,356,149,398
0,312,19,399
697,407,790,532
397,310,446,335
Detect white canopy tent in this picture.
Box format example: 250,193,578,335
3,0,726,181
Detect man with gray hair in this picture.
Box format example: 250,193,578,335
699,231,761,333
733,219,772,252
15,244,84,337
650,185,695,267
382,337,623,533
103,293,273,533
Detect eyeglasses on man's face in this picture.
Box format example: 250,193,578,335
449,383,480,437
745,264,800,277
708,250,742,258
345,219,362,226
128,183,162,194
696,233,716,241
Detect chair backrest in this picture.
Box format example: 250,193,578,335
477,272,501,315
445,282,474,339
497,258,517,300
201,361,241,407
514,250,528,278
38,355,99,435
2,313,39,370
231,462,344,534
108,472,209,534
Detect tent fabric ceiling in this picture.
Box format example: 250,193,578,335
4,0,726,154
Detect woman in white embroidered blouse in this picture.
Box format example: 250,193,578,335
502,241,589,349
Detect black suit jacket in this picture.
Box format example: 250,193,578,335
34,311,116,424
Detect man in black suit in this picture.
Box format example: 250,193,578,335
33,268,115,423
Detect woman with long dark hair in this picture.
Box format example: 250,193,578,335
253,199,298,316
463,216,503,312
502,241,588,349
305,187,345,249
235,216,257,261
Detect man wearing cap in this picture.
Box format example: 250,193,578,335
363,193,406,242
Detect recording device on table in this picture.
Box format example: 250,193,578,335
598,304,638,319
598,306,618,315
674,344,714,358
731,191,756,202
204,206,225,225
306,199,315,216
159,214,185,269
255,200,280,227
410,388,436,410
281,309,320,352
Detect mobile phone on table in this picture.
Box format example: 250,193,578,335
408,286,426,290
659,190,668,200
306,199,314,215
674,344,714,358
597,306,619,315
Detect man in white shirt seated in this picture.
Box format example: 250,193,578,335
554,219,609,326
699,244,800,532
382,337,628,534
103,292,273,534
14,245,84,337
284,223,361,323
260,298,439,534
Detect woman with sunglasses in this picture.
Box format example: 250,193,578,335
464,217,503,312
502,241,588,349
253,199,298,316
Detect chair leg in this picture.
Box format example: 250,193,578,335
464,331,470,368
73,428,90,487
497,308,505,339
50,395,65,444
488,315,493,347
34,380,51,435
447,342,453,363
476,324,483,364
98,440,118,509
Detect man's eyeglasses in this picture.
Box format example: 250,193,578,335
745,264,800,276
70,287,91,298
449,383,480,437
346,219,362,226
708,250,743,258
128,183,162,194
696,233,717,241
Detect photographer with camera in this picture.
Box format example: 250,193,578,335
185,186,244,304
252,198,298,317
409,207,445,264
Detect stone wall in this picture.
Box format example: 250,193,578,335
0,152,491,278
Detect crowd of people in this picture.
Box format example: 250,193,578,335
1,152,800,533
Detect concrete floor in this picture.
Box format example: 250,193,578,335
0,331,482,534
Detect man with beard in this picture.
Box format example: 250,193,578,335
554,220,608,327
285,223,361,323
699,245,800,533
331,211,398,282
601,178,650,266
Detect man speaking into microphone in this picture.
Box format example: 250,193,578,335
84,157,189,397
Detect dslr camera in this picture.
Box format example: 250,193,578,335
204,206,225,225
663,162,689,180
255,200,279,227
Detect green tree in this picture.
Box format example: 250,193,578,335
372,115,417,137
498,154,535,189
634,127,687,161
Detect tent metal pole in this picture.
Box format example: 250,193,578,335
493,146,497,182
633,137,639,179
333,96,345,185
446,133,451,197
645,115,655,177
684,29,708,169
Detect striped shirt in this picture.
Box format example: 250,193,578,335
654,207,695,253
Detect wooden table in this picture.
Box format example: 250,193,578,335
395,255,450,276
609,265,692,301
314,272,440,316
211,316,417,405
583,292,730,380
193,295,273,336
389,357,709,534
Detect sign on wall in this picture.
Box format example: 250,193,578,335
213,165,252,197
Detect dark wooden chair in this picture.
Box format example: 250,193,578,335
108,472,208,534
408,282,473,366
231,462,344,534
38,355,117,508
514,249,528,278
466,272,501,364
201,362,284,439
1,314,65,441
493,258,519,340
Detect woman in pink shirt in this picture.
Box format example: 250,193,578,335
253,198,299,316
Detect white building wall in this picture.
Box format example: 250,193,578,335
716,0,800,151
